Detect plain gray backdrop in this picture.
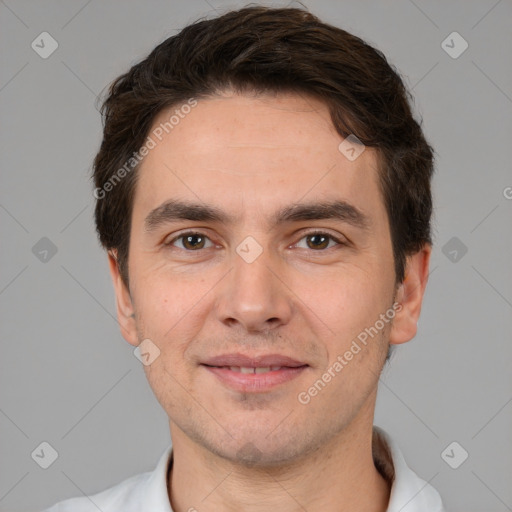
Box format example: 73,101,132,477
1,1,511,511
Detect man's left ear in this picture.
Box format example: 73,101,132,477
389,244,432,345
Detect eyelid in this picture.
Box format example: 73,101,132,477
163,230,216,249
295,229,347,244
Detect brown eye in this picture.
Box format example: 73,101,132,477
182,234,205,250
306,233,330,250
166,232,213,250
296,231,343,251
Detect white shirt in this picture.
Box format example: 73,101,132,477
42,426,445,512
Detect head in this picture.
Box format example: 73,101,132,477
93,6,434,465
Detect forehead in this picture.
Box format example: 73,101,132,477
132,91,386,227
151,91,345,163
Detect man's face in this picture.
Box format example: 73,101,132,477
113,91,408,465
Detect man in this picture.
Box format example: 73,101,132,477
44,5,445,512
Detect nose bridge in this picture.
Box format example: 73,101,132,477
216,236,292,332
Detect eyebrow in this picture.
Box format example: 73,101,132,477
144,198,371,233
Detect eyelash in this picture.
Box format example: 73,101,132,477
164,230,346,252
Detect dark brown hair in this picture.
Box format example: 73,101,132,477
92,5,435,291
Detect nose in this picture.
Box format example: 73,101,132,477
215,242,293,333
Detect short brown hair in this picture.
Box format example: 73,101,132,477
92,5,435,290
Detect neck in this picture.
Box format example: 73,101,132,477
168,407,391,512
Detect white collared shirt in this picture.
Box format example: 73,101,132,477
42,426,445,512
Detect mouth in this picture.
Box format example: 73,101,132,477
209,365,288,374
200,353,309,392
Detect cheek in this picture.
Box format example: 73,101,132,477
136,276,202,403
135,260,200,315
293,264,389,342
131,271,206,359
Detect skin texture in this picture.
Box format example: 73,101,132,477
108,90,431,512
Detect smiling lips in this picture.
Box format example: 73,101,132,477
201,353,309,392
224,366,283,374
202,353,307,368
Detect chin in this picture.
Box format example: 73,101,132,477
202,424,320,468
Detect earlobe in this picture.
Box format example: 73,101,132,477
389,244,431,345
107,250,139,347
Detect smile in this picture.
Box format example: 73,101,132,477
202,364,308,392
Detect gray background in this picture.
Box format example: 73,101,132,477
1,0,511,511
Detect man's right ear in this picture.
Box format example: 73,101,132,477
107,250,138,347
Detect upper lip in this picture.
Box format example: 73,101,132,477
201,353,308,368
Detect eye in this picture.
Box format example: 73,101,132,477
164,230,346,252
165,231,214,250
295,231,345,250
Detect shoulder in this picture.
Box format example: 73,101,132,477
40,470,152,512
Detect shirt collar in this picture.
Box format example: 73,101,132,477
142,426,444,512
373,426,445,511
140,442,174,511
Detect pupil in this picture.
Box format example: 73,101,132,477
309,234,327,249
185,235,203,249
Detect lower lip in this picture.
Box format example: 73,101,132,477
202,365,308,393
